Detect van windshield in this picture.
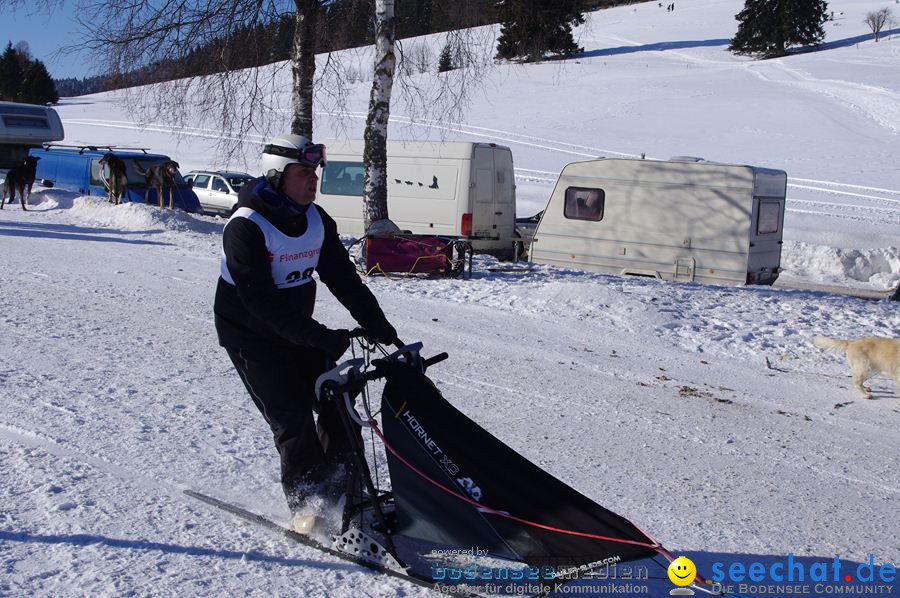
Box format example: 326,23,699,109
321,161,364,197
91,157,187,186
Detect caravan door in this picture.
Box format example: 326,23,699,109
746,169,787,284
471,145,515,243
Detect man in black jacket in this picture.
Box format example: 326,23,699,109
214,134,397,532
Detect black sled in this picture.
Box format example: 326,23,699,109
312,338,743,596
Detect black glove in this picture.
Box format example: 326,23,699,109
365,319,398,346
317,328,352,361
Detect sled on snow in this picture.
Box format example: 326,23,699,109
312,336,744,596
360,234,473,278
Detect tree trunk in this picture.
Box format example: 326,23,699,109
291,0,318,138
775,0,787,57
363,0,396,231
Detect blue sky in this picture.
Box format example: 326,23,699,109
0,4,97,80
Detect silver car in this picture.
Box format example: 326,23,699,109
184,170,254,216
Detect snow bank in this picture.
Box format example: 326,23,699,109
30,190,224,235
781,241,900,290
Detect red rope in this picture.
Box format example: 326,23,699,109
368,419,661,550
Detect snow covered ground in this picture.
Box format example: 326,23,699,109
2,0,898,596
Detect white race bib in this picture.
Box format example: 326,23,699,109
221,206,325,288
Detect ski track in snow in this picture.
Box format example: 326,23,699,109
749,59,900,135
598,28,900,137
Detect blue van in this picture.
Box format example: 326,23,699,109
29,145,201,212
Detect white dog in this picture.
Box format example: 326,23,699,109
813,336,900,399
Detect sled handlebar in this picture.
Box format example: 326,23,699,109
343,328,447,379
423,352,448,368
349,328,417,352
349,327,404,349
339,350,447,387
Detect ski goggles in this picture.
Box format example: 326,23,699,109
263,143,327,168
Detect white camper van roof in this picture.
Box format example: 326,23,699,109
0,101,65,145
322,138,508,160
560,157,786,193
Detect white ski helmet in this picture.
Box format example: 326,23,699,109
260,134,326,186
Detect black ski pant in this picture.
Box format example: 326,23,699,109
225,346,359,512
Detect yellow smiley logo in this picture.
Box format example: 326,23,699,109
667,556,697,586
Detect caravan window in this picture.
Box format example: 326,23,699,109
757,200,780,234
2,115,50,129
0,105,51,129
321,161,365,197
564,187,605,221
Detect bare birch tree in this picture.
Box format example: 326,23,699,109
358,2,494,231
291,1,319,137
362,0,397,230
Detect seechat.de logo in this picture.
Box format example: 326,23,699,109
668,556,697,595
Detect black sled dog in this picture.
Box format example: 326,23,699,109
133,159,180,208
99,153,129,205
1,156,40,210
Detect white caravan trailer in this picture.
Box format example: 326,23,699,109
315,139,517,257
0,101,65,184
529,157,787,285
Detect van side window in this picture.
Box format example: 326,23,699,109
564,187,604,221
321,161,364,197
757,200,780,234
192,175,211,189
90,159,105,186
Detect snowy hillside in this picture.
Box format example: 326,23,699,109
1,0,898,597
53,0,900,292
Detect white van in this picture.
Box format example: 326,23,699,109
0,101,65,184
317,139,517,257
530,157,787,285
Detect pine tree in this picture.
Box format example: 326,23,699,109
730,0,829,58
20,60,59,104
0,43,24,101
0,43,59,104
437,42,453,72
414,0,433,36
495,0,585,62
